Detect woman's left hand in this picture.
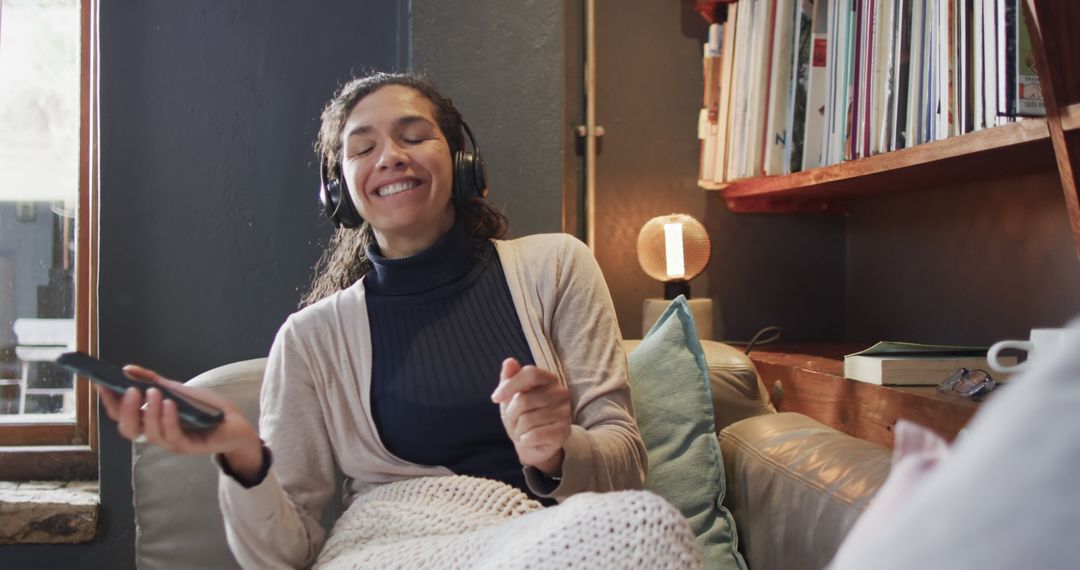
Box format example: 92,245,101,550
491,358,571,476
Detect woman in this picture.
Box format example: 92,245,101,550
100,72,646,568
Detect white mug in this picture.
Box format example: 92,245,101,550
988,328,1077,373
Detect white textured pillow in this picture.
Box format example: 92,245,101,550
828,420,949,568
828,316,1080,570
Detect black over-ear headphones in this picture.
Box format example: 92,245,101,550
319,121,488,229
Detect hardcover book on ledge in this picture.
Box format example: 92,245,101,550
843,341,1017,386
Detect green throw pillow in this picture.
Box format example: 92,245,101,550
628,296,746,570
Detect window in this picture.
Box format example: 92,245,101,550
0,0,97,478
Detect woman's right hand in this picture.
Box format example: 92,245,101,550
97,364,266,480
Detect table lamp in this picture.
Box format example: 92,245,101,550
636,213,715,339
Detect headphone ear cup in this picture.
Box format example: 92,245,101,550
452,150,487,205
320,162,364,228
472,152,488,198
452,150,470,207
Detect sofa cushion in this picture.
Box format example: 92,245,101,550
626,337,776,434
628,296,746,570
133,358,267,570
718,412,890,570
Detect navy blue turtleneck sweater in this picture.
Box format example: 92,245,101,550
364,221,541,500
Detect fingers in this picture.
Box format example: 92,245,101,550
98,367,243,456
96,385,123,421
500,357,522,382
122,364,234,412
141,388,162,440
518,423,570,450
104,365,203,450
491,364,553,404
491,358,522,405
516,423,570,470
509,397,572,440
115,387,145,440
131,390,211,454
516,415,569,447
504,386,569,420
139,393,196,454
491,362,572,471
158,399,195,454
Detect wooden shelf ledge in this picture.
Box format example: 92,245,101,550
702,119,1056,212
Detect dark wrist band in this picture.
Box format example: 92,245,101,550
218,441,273,489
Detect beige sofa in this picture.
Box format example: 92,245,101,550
132,341,891,569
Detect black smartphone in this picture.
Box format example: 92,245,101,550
55,351,224,430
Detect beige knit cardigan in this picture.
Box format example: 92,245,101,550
218,233,647,569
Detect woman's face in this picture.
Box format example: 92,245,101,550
340,85,455,258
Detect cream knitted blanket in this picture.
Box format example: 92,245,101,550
314,475,704,570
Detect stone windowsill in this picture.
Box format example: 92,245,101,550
0,481,99,544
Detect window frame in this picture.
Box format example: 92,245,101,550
0,0,98,480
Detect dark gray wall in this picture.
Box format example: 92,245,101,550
593,0,846,342
4,1,407,567
410,0,573,238
846,169,1080,344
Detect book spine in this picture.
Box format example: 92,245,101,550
764,0,797,176
1002,0,1017,118
788,0,816,173
803,0,830,170
894,0,913,149
714,4,739,183
1015,0,1044,116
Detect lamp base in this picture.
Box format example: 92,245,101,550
664,281,690,300
642,297,715,340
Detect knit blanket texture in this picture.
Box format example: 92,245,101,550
313,475,704,569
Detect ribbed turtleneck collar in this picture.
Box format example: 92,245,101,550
363,218,475,296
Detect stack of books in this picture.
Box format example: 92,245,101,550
843,341,1016,385
698,0,1045,186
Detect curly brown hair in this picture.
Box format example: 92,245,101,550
302,72,509,307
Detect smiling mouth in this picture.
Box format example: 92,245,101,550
376,180,421,197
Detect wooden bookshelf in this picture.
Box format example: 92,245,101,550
704,118,1055,213
699,1,1080,256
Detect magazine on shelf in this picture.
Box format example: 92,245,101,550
871,0,897,156
729,0,756,180
891,0,913,150
786,0,816,174
714,4,739,183
1015,0,1044,116
981,0,998,129
765,0,799,176
802,0,830,170
998,0,1016,117
750,0,778,177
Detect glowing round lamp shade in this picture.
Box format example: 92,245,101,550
636,214,711,299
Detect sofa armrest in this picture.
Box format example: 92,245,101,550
699,340,775,430
623,339,775,433
133,358,267,570
719,412,891,570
